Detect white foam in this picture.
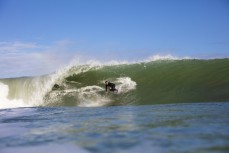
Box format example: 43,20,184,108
0,82,28,109
143,54,191,62
0,82,8,99
77,86,112,107
71,54,192,67
116,77,137,93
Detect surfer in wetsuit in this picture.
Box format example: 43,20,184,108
105,81,118,93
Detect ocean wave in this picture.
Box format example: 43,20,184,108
0,57,229,109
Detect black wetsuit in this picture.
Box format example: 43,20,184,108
105,82,117,92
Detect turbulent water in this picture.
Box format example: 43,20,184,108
0,58,229,109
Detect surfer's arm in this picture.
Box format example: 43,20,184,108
105,85,108,92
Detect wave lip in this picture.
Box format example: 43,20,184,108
143,54,192,62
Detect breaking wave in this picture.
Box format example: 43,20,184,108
0,55,229,109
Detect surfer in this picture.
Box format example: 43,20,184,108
105,81,118,93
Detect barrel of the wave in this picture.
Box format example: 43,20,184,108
95,58,229,104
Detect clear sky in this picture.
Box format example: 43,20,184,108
0,0,229,78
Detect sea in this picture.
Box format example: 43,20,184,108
0,58,229,153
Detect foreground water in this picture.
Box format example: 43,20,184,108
0,102,228,153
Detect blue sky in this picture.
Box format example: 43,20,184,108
0,0,229,77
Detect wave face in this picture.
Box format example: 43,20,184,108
0,58,229,108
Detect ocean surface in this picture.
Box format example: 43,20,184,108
0,103,228,153
0,58,229,152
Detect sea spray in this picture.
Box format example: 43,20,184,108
116,77,137,93
0,82,26,108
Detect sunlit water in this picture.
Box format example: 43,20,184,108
0,102,228,153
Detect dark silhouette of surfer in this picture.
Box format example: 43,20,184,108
105,81,118,93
